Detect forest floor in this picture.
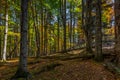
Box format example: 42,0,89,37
0,49,119,80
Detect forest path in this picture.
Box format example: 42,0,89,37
0,51,118,80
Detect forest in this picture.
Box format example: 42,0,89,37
0,0,120,80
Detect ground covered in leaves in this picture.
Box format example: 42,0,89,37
0,51,119,80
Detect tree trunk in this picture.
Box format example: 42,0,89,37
0,14,2,60
2,0,8,61
82,0,93,53
40,0,44,55
94,0,103,61
57,15,60,52
35,2,40,57
63,0,66,52
0,29,1,60
70,1,73,49
11,0,31,79
114,0,120,67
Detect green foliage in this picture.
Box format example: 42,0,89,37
0,26,5,30
8,31,20,37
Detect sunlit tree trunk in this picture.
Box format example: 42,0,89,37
2,0,8,61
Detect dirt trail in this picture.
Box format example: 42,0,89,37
0,56,118,80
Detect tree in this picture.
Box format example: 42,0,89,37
30,1,41,57
2,0,8,61
114,0,120,67
94,0,103,61
62,0,67,52
0,1,2,60
82,0,93,53
11,0,31,79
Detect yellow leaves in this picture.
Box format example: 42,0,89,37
0,26,5,30
8,31,20,37
103,7,113,23
74,7,81,12
104,27,114,35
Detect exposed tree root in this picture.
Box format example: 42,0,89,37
10,68,32,80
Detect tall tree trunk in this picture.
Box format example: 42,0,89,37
30,1,40,57
0,29,1,60
70,1,73,49
57,15,60,52
40,0,44,55
11,0,31,79
82,0,93,53
0,0,1,60
28,10,31,57
0,14,2,60
86,0,93,53
14,25,18,58
94,0,103,61
44,9,48,55
63,0,66,52
114,0,120,67
2,0,8,61
35,2,40,57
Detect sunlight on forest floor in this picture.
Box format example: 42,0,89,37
0,49,119,80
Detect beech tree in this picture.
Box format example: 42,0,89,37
2,0,8,61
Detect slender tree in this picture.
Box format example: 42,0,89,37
62,0,67,52
69,1,73,49
0,0,1,60
2,0,8,61
0,20,1,60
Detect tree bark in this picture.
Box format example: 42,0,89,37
0,1,1,60
95,0,103,61
11,0,31,79
2,0,8,61
82,0,93,53
63,0,67,52
70,1,73,49
114,0,120,67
